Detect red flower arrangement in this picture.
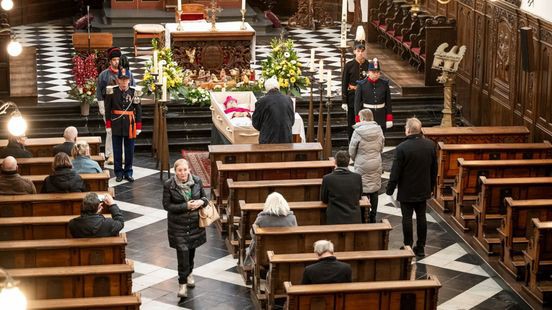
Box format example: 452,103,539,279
67,53,99,105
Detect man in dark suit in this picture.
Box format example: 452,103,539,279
321,150,363,224
0,135,32,158
252,77,295,144
386,117,437,257
53,126,78,156
302,240,352,284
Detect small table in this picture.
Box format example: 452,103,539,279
165,21,256,72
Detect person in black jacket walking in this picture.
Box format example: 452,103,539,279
252,77,295,144
302,240,352,284
69,193,124,238
386,117,437,257
321,150,363,224
41,152,87,193
163,159,210,299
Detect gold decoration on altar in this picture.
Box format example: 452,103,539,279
205,0,223,32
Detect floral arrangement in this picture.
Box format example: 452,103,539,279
141,40,186,98
181,87,211,106
260,38,310,97
67,53,98,105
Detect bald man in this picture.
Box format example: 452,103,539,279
53,126,78,156
0,156,36,194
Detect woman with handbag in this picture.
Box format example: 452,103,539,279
163,159,209,299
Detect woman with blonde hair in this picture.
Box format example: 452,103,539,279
41,152,87,193
71,142,102,174
163,158,209,299
349,108,384,223
244,192,297,266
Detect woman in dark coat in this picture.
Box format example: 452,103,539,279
163,158,209,299
41,152,87,193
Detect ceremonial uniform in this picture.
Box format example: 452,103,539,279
105,85,142,180
342,59,369,140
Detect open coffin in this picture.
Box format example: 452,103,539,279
210,91,260,144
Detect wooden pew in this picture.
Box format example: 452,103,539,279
453,158,552,230
0,136,102,157
208,142,322,198
474,177,552,255
435,141,552,211
225,178,323,256
238,199,371,269
0,234,127,268
522,218,552,305
3,262,133,300
216,159,334,207
284,276,441,310
421,126,530,144
27,294,141,310
0,214,112,241
24,170,111,192
252,221,393,300
0,191,113,217
267,248,414,309
0,154,105,175
499,198,552,280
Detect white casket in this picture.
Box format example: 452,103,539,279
210,91,260,144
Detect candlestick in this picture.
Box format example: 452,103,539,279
310,49,315,72
240,8,246,30
326,70,332,98
318,59,324,80
158,63,164,84
152,50,158,74
340,0,347,48
162,76,168,102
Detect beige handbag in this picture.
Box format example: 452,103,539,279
199,201,220,227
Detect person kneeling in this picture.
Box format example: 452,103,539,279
301,240,352,284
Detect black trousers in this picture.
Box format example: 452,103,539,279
176,248,196,284
400,201,427,248
362,192,379,223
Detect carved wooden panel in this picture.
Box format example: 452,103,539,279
457,5,473,76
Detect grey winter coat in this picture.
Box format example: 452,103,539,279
163,175,210,251
349,121,384,193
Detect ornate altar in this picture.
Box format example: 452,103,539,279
165,21,255,72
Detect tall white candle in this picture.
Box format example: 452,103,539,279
310,49,315,71
340,0,347,48
177,0,182,11
319,59,324,80
152,50,158,74
241,0,246,11
326,70,332,97
162,76,168,101
158,63,164,84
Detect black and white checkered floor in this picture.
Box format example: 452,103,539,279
13,21,530,309
13,22,399,104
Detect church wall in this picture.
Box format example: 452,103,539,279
7,0,77,26
420,0,552,141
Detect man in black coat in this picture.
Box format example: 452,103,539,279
52,126,78,156
105,71,142,182
69,193,124,238
252,77,295,144
302,240,352,284
321,150,363,224
386,117,437,257
342,42,369,141
0,135,32,158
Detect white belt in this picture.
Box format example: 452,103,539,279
363,103,385,109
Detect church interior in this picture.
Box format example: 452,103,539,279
0,0,550,309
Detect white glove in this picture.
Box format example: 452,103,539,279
98,100,105,116
341,104,348,112
386,121,393,129
106,128,111,134
136,130,142,136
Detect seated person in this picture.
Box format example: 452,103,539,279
0,135,32,158
301,240,352,284
0,156,36,194
71,142,102,174
53,126,78,156
244,192,297,266
69,193,124,238
41,152,87,193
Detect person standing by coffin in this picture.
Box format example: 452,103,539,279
342,41,369,142
105,70,142,182
353,58,393,132
252,77,295,144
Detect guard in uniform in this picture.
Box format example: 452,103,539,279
342,42,369,141
105,71,142,182
354,58,393,132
